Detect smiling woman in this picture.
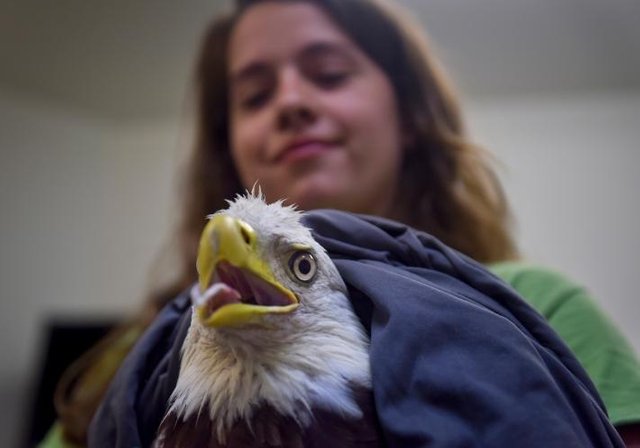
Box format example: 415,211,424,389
228,2,404,216
41,0,640,447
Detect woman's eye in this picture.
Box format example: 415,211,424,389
314,71,348,88
288,251,317,283
241,90,270,109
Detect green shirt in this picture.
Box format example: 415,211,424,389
489,261,640,426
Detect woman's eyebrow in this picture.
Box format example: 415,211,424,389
297,41,356,62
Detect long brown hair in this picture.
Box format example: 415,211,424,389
54,0,518,443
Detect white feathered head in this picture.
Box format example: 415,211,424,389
192,192,352,333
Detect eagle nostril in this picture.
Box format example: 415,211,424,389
239,225,252,246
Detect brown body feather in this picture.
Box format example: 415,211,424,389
154,386,382,448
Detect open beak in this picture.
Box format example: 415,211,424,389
194,214,298,328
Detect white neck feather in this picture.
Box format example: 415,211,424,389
167,305,371,441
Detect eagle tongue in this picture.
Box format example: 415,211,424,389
201,283,242,315
217,262,253,299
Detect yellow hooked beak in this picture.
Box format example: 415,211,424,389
195,214,298,328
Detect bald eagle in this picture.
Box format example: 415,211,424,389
153,194,381,447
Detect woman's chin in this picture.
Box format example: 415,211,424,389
282,184,393,216
280,185,347,212
260,172,372,213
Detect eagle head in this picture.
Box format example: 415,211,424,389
192,193,347,331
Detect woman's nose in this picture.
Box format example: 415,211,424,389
274,68,316,131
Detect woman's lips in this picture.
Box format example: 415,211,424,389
276,140,336,164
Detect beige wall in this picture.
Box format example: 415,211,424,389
0,91,183,446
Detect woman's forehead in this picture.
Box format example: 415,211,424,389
228,2,357,74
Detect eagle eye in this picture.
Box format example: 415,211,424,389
288,251,317,283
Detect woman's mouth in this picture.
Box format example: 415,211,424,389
276,140,337,164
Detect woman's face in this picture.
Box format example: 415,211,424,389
228,2,404,216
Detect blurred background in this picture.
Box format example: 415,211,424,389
1,0,639,446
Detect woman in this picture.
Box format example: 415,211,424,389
45,0,640,446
